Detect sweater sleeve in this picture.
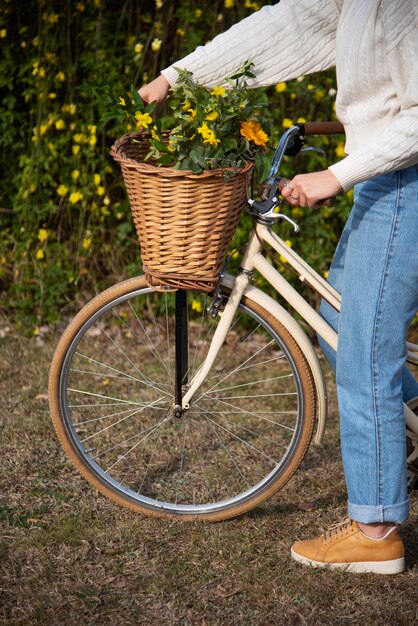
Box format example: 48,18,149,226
161,0,339,88
329,5,418,190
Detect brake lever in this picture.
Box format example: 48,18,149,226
299,146,326,157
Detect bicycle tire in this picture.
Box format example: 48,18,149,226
49,275,317,521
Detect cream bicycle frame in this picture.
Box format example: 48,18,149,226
181,220,418,443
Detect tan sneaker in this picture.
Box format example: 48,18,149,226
291,518,405,574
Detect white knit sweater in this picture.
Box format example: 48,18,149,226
161,0,418,191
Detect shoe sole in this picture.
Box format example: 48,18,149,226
291,549,405,574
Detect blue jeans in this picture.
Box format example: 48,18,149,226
319,165,418,524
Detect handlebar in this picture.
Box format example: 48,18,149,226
248,121,345,218
297,121,345,136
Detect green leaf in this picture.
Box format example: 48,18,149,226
129,85,145,110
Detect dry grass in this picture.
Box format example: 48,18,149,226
0,328,417,626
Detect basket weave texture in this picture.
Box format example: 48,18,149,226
110,132,254,292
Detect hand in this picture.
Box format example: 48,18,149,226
280,170,343,208
138,74,170,105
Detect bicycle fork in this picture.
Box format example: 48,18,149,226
177,271,251,411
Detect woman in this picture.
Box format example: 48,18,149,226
139,0,418,574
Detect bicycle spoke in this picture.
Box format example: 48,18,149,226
105,416,171,473
127,300,172,381
199,395,296,432
77,337,171,398
196,338,275,402
203,414,280,465
201,409,288,451
193,413,249,488
203,373,293,394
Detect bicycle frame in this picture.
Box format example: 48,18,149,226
181,218,418,442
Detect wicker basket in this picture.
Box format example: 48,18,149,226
110,131,254,292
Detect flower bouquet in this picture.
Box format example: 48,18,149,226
96,62,270,291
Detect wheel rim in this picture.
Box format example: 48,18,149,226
58,286,307,515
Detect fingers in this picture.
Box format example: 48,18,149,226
138,74,170,105
280,173,338,208
281,179,309,208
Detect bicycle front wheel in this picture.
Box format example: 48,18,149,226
49,276,316,521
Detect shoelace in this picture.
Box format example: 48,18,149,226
322,517,354,544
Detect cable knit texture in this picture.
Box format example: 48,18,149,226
161,0,418,190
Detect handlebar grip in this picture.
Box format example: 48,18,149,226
277,178,336,207
297,121,345,136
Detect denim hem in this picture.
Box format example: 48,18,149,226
348,499,409,524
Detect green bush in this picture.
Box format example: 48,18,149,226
0,0,351,327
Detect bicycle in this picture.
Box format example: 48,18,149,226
48,121,418,521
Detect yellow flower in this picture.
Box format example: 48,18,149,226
275,82,287,93
96,186,105,196
151,38,162,52
134,43,144,54
72,169,80,180
94,173,101,186
240,120,269,148
89,135,97,147
38,228,48,242
151,125,161,140
314,88,326,102
191,299,203,313
210,86,226,98
44,12,59,24
282,118,293,129
155,0,163,9
82,237,92,250
0,29,7,38
197,122,220,146
307,84,314,91
224,0,235,7
62,103,76,114
56,71,65,82
55,119,65,130
57,184,68,197
205,110,218,121
103,196,110,206
88,124,97,135
69,191,83,204
36,249,44,260
296,117,306,123
118,96,126,106
48,92,57,99
187,108,197,119
335,142,346,158
76,2,85,11
72,145,80,156
134,111,153,129
195,9,202,18
39,67,46,78
177,28,185,36
73,133,86,143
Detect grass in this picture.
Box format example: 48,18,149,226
0,326,417,626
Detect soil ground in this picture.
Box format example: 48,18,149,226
0,327,417,626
